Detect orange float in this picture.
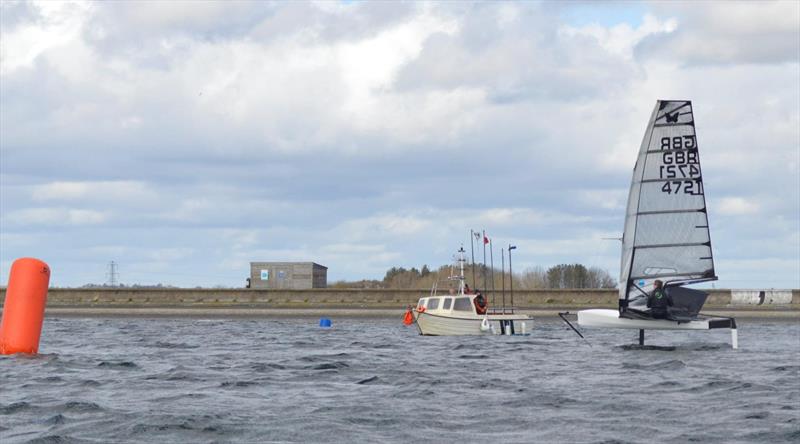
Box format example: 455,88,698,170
403,308,414,325
0,258,51,354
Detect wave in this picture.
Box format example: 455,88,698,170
97,361,138,369
622,359,686,371
309,362,350,370
356,376,380,385
1,401,32,414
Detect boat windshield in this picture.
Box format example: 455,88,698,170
453,297,472,312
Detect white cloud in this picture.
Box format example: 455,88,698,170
0,1,797,288
149,248,193,262
337,7,459,114
561,14,676,59
578,189,627,210
0,0,91,75
31,180,154,202
3,207,108,226
637,1,800,65
337,214,433,239
716,197,761,216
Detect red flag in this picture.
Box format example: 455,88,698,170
483,235,489,245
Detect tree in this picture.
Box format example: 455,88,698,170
520,266,547,289
545,264,616,289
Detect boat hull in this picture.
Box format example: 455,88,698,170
577,309,731,330
413,310,532,336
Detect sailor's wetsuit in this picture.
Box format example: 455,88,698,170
647,288,673,319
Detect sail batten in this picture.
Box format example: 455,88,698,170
635,242,711,249
637,209,706,216
619,100,715,308
653,123,694,128
630,273,715,280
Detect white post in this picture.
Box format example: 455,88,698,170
731,328,738,349
521,322,526,335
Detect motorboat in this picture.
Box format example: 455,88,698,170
408,247,533,336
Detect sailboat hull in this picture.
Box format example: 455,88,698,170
414,310,532,336
577,309,731,330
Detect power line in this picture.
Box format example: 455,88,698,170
106,261,119,287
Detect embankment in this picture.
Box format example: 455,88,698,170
1,288,797,318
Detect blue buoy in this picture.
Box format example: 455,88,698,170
319,318,332,328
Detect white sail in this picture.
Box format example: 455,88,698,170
619,100,716,310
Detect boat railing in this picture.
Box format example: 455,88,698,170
487,306,515,315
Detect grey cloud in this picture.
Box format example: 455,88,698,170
1,1,797,288
635,1,800,66
0,0,40,30
393,4,640,103
84,2,416,64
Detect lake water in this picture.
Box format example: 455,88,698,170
1,317,798,443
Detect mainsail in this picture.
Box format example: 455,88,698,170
619,100,716,311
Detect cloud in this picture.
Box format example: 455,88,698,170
716,197,761,216
31,180,154,202
561,14,676,60
636,1,800,66
0,0,90,75
3,208,108,226
0,1,797,288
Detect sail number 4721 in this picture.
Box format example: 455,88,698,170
661,179,703,195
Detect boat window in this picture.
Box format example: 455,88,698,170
418,298,427,309
442,298,452,310
453,297,472,312
427,298,439,310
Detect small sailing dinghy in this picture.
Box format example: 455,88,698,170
564,100,738,348
406,247,533,336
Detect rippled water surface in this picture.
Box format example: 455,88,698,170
1,317,799,443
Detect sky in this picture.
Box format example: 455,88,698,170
1,0,798,289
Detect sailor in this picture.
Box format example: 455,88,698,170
647,280,673,319
474,290,488,315
464,284,472,294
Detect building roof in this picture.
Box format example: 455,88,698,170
250,261,327,269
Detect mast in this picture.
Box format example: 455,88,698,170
489,239,495,308
482,230,487,291
458,246,466,294
501,248,505,310
470,230,476,288
508,245,517,313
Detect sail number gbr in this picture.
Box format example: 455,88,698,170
658,136,703,195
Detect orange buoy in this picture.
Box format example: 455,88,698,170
0,258,51,354
403,308,414,326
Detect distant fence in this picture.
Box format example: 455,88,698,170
1,288,797,308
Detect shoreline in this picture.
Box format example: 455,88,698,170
43,306,800,320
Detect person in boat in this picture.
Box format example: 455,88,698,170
473,290,488,315
647,280,673,319
464,284,472,294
